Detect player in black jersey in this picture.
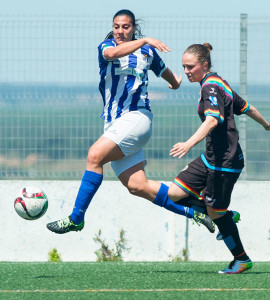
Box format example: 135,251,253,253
168,43,270,274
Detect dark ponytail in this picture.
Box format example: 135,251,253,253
105,31,114,40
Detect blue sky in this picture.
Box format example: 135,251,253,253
2,0,269,17
1,0,269,84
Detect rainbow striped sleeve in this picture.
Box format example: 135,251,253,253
240,101,250,114
203,76,233,99
204,108,224,123
173,178,203,201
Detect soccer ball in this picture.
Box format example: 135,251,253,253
14,186,48,220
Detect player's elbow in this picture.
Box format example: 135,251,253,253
103,49,116,61
206,116,218,128
213,118,219,127
247,104,256,114
104,53,115,61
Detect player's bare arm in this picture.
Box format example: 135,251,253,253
246,104,270,130
104,37,171,61
170,116,218,159
161,68,182,90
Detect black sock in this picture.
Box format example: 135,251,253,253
175,196,207,214
214,212,249,261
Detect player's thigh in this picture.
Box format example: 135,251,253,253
204,170,240,209
119,161,161,198
168,182,189,202
118,161,146,188
171,156,208,201
88,136,124,165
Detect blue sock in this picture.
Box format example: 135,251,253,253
153,183,194,218
70,170,103,224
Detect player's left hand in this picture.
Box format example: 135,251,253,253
169,73,182,89
170,141,191,159
264,123,270,130
144,37,171,53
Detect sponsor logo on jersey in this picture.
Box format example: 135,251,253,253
205,196,216,203
115,67,144,81
209,87,217,94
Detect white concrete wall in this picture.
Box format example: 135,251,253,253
0,180,269,262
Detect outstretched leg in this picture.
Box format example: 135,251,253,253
46,137,124,234
119,162,215,233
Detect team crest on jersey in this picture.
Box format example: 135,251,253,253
209,96,218,106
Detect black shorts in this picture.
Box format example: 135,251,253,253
173,156,240,210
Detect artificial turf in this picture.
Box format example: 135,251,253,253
1,261,269,299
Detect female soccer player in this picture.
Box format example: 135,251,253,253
47,10,214,235
168,43,270,274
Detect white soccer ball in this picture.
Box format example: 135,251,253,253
14,186,48,220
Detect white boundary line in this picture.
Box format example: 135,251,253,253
1,288,270,293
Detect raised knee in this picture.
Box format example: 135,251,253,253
127,183,144,197
87,148,102,166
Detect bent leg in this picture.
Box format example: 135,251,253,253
119,162,160,201
168,181,189,202
119,163,194,218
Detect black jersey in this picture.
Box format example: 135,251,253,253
198,73,250,172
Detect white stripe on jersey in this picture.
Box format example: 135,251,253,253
98,39,166,123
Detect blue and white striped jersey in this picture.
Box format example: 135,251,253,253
98,38,167,123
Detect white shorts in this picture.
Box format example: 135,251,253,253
102,110,153,176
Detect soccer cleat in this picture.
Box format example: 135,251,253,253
216,211,241,240
193,211,215,233
218,259,253,274
46,216,84,234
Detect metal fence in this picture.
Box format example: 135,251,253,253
0,14,269,180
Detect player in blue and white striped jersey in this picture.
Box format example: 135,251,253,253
98,36,166,123
47,9,214,235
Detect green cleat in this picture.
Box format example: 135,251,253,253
47,216,84,234
193,211,215,233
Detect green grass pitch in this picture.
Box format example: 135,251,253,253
1,262,270,299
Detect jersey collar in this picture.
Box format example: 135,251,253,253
200,72,217,86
